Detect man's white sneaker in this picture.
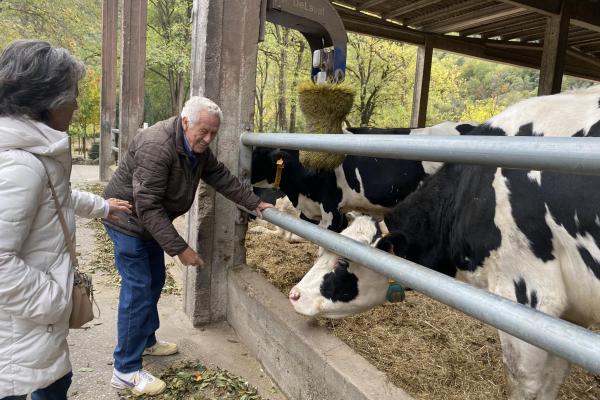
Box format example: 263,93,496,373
111,369,166,396
142,340,178,356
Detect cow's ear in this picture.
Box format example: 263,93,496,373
377,232,408,257
269,149,287,163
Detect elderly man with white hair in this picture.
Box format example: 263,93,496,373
103,96,272,396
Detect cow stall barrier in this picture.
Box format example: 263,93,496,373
240,132,600,375
242,132,600,175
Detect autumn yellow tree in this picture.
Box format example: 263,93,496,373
345,33,415,127
71,68,101,158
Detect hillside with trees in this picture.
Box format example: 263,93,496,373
0,1,595,148
256,24,595,132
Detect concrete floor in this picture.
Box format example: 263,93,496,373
68,165,286,399
70,164,102,184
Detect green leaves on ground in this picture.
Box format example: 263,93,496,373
119,361,267,400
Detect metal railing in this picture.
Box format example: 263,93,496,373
110,124,147,155
240,131,600,374
111,128,120,153
242,132,600,175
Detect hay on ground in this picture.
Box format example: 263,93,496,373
246,221,600,400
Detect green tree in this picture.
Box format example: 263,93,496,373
345,33,415,127
0,0,102,67
460,98,499,123
145,0,193,120
426,54,466,124
71,68,101,158
255,23,310,133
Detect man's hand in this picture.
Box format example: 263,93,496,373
177,246,205,268
255,201,274,218
106,198,132,222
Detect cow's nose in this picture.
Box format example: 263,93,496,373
289,288,301,302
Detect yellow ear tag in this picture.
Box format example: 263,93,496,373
381,231,405,302
273,158,285,189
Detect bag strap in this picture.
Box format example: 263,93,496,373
37,157,101,320
38,158,79,270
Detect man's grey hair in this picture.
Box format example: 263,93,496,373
0,40,85,122
181,96,223,125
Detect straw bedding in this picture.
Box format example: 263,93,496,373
246,222,600,400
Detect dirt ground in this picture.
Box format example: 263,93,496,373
245,222,600,400
67,178,284,400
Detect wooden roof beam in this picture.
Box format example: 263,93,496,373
423,4,528,33
461,13,534,35
519,23,594,43
461,14,541,37
119,0,147,157
577,48,600,59
518,31,546,42
403,0,485,26
514,21,592,43
100,0,118,181
411,39,433,128
538,0,570,94
335,7,600,81
569,31,600,41
567,48,600,71
498,0,559,16
568,27,594,39
337,7,426,43
502,29,546,42
498,0,600,33
357,0,389,12
577,44,600,54
498,22,547,41
383,0,442,20
571,36,600,46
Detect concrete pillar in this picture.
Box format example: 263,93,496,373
410,39,433,128
184,0,261,325
100,0,118,181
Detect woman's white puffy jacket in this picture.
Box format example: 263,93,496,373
0,117,107,396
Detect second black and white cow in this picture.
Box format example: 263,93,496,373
289,84,600,400
251,122,475,231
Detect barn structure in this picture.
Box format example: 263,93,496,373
100,0,600,180
178,0,600,325
99,0,600,318
332,0,600,125
98,0,600,398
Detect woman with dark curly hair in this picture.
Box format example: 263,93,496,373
0,39,131,400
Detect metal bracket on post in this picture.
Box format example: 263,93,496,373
264,0,347,83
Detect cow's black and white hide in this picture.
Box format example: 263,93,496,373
248,188,306,242
248,195,306,243
252,122,476,232
289,85,600,400
253,187,287,204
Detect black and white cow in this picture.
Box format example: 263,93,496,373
252,122,475,232
289,85,600,400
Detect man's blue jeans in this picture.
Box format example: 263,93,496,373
1,371,72,400
105,226,165,373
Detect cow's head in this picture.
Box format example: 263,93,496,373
251,147,298,188
289,215,391,318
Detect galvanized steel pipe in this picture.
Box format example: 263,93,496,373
241,133,600,175
253,207,600,375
